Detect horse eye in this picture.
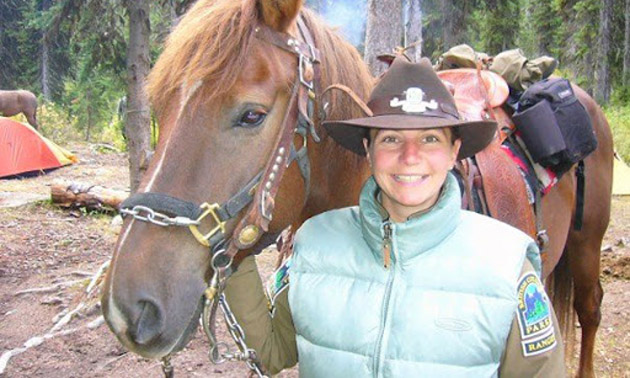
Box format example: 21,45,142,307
238,110,267,128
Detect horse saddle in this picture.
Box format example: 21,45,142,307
437,69,536,238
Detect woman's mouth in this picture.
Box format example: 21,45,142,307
393,174,428,185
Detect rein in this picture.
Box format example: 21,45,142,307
119,17,322,377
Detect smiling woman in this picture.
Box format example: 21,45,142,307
224,56,568,377
365,128,460,222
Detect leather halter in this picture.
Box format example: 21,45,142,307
120,17,321,267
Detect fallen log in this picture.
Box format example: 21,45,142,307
51,182,128,211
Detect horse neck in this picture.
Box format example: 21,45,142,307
295,10,374,220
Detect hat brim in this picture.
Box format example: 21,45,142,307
323,114,497,160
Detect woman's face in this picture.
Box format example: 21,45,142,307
364,128,461,222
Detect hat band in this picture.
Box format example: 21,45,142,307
367,96,460,120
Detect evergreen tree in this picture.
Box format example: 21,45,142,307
479,0,520,54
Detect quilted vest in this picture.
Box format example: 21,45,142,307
288,173,541,378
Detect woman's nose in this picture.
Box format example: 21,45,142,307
400,141,421,164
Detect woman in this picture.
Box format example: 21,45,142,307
225,57,566,377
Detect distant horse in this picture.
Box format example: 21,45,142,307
101,1,612,377
0,90,38,129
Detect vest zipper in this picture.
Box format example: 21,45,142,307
373,222,395,377
382,222,392,268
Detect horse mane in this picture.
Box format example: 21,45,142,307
147,0,374,163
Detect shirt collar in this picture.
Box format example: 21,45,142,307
359,172,462,263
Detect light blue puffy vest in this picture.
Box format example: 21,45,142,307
288,173,541,378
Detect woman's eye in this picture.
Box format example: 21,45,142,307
424,135,439,143
382,136,398,143
238,110,267,127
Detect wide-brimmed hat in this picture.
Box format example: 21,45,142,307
323,56,497,160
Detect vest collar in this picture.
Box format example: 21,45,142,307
359,172,461,263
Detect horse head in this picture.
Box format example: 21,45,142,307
102,0,372,360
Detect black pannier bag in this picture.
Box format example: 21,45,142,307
512,78,598,176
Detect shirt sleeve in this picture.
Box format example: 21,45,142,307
499,259,567,377
223,255,297,375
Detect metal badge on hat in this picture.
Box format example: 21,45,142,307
390,87,438,113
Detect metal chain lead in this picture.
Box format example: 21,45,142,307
120,205,200,227
201,250,269,378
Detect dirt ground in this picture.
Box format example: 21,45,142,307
0,142,628,377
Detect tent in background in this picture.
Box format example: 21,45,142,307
0,117,77,178
613,152,630,196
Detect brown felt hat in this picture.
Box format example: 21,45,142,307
323,56,497,160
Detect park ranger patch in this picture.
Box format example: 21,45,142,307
265,256,292,316
521,327,557,357
516,271,555,352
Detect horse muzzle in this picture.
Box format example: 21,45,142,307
102,277,205,358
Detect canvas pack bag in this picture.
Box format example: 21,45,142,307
512,78,598,176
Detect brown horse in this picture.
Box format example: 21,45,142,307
0,90,38,129
101,0,613,377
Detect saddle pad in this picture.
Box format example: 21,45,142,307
502,137,558,195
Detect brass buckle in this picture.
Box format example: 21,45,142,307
189,203,226,247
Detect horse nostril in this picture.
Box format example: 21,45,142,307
128,299,164,345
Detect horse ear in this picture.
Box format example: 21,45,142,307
258,0,304,32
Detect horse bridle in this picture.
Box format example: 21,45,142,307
119,17,322,378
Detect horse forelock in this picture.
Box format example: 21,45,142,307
148,1,373,169
147,0,258,118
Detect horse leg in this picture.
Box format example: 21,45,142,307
565,157,611,377
25,110,38,130
566,232,604,378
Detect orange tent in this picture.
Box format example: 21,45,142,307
0,117,77,178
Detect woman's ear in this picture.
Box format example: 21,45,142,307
363,138,372,166
451,138,462,165
257,0,303,32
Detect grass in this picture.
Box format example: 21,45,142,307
604,104,630,162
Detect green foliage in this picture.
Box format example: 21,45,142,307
37,102,82,143
62,73,123,143
605,104,630,161
478,1,520,54
3,0,630,145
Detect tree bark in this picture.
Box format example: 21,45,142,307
364,0,403,76
596,0,612,104
441,0,467,50
40,0,53,101
624,0,630,86
126,0,152,193
533,0,555,56
404,0,422,62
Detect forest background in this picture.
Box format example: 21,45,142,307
1,0,630,167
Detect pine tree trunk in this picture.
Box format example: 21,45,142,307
86,87,92,142
364,0,403,76
169,0,178,28
624,0,630,86
126,0,152,193
534,0,555,56
584,45,595,97
41,42,50,101
441,0,466,49
40,0,53,101
596,0,612,104
405,0,422,62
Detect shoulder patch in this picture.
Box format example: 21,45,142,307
521,328,557,357
516,271,557,357
265,256,292,316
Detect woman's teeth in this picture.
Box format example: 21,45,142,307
394,174,425,182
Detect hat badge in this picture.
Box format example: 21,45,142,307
390,87,438,113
